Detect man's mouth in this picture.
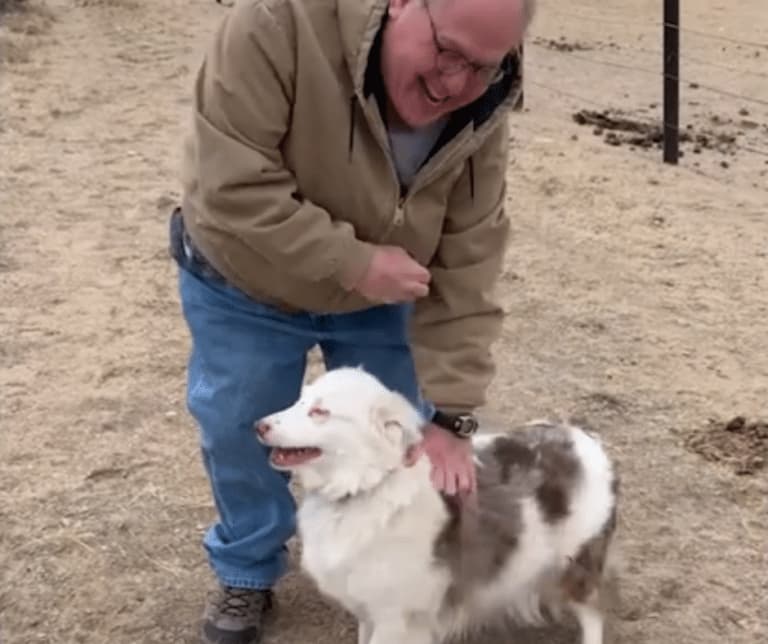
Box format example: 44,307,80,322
269,446,322,468
419,77,448,105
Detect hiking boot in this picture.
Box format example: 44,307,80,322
201,585,274,644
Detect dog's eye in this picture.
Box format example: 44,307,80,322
308,407,330,419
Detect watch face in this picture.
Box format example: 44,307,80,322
434,410,478,436
457,415,478,436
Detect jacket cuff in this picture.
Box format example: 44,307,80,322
336,238,375,291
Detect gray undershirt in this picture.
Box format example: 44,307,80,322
386,117,448,188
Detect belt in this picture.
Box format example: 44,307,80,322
168,207,228,284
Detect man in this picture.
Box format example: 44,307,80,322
169,0,534,641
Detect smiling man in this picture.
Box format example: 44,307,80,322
169,0,535,642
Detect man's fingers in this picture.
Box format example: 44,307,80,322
368,279,428,302
443,468,458,496
413,266,431,283
393,282,428,301
458,468,471,493
398,253,430,282
454,463,474,496
430,464,445,491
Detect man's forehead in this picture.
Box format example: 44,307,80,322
433,0,524,57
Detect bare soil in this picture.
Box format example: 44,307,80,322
1,1,767,643
682,416,768,476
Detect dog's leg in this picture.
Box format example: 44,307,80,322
560,509,617,644
570,601,603,644
357,618,373,644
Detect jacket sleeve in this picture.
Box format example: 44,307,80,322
182,0,374,288
410,120,512,414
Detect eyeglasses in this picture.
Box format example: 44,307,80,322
423,0,506,84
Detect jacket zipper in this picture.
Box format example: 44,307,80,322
353,92,505,229
355,93,409,229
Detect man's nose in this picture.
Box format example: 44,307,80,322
441,68,471,96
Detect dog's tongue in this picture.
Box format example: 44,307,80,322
271,447,321,466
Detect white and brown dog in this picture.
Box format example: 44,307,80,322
256,367,619,644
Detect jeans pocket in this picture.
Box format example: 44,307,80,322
168,207,187,267
169,208,228,284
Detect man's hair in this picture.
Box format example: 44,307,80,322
435,0,538,29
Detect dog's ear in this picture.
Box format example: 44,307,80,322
370,391,422,447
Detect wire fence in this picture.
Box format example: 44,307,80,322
521,2,768,190
543,5,768,50
209,0,768,190
529,46,768,109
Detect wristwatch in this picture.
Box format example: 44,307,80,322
431,409,479,438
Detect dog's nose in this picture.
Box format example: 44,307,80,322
255,420,272,437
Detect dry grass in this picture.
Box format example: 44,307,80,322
1,0,767,643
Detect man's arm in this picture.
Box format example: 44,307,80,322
183,0,374,288
410,119,512,414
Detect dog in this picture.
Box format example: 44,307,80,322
256,367,619,644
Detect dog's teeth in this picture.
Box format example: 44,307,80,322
270,446,318,464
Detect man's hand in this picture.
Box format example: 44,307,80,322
420,423,476,498
351,245,431,303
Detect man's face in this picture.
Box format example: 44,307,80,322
381,0,525,129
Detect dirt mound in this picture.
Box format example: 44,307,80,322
533,36,593,52
571,109,744,158
683,416,768,475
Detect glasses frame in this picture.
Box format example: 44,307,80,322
422,0,507,85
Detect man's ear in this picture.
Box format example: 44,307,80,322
370,391,422,447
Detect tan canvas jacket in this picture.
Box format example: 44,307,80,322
180,0,523,413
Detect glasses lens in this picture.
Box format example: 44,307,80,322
437,51,466,74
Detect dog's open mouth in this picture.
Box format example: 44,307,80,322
270,447,322,467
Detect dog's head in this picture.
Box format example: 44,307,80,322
255,367,425,499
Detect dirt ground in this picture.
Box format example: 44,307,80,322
1,0,766,643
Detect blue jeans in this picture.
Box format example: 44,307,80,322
171,217,433,589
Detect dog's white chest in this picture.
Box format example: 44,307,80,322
298,501,366,580
297,489,450,617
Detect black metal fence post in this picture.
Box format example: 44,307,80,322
514,44,524,111
663,0,680,164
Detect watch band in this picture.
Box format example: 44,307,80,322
431,409,479,438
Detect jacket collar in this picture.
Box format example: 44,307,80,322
337,0,389,95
